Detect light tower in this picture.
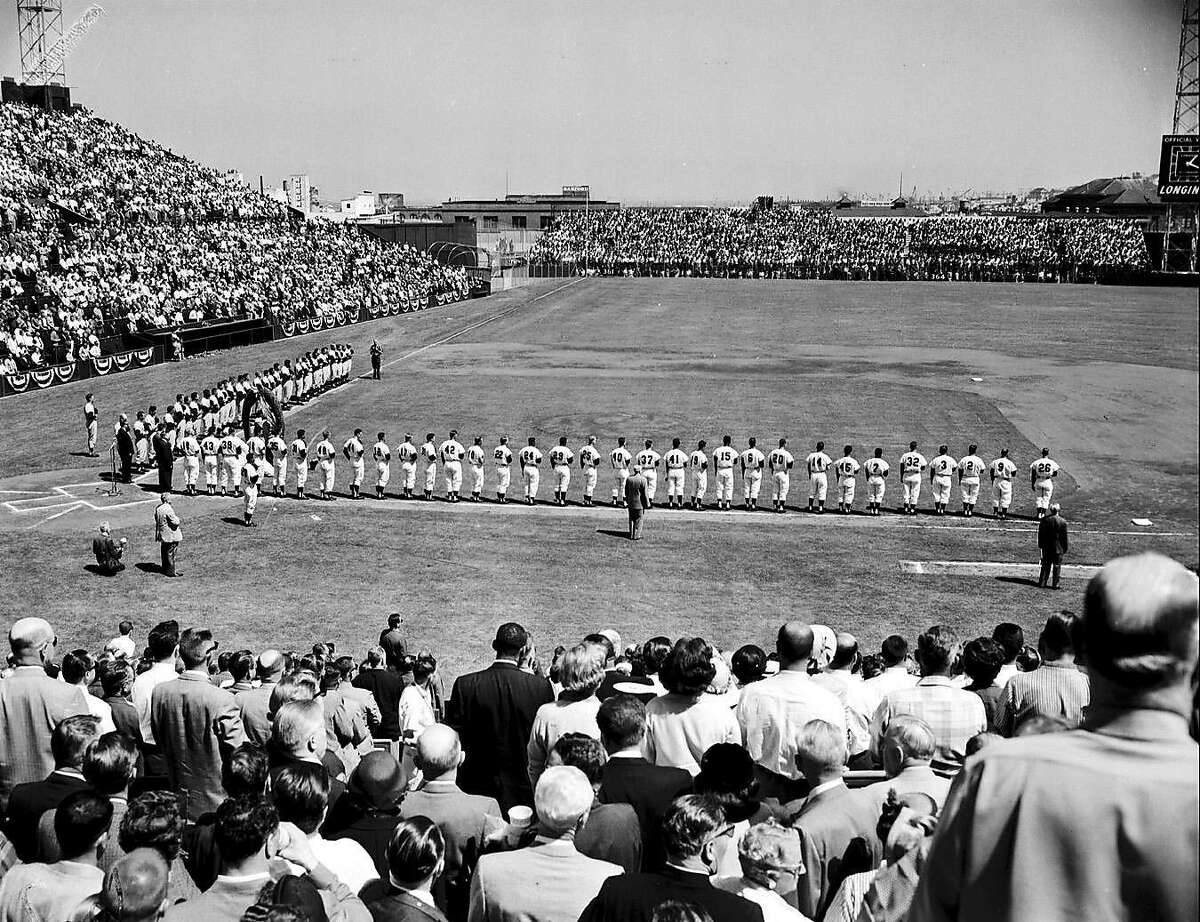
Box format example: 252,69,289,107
1160,0,1200,273
17,0,65,85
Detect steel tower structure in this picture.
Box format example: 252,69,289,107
17,0,65,85
1163,0,1199,272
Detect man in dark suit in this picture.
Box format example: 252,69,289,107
4,714,100,861
624,467,650,540
152,426,174,493
578,795,764,922
445,622,554,813
91,522,126,575
116,415,135,483
595,694,692,871
1037,503,1069,589
378,613,407,667
551,733,642,873
352,647,405,741
782,719,882,920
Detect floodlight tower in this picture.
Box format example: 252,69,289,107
1162,0,1199,272
17,0,65,85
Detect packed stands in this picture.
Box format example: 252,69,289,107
0,552,1195,922
0,103,469,373
530,207,1151,283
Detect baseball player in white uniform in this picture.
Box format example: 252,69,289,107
806,441,833,513
712,436,738,510
200,428,220,496
636,440,661,504
246,427,266,469
372,432,391,499
1030,447,1060,518
768,438,795,513
314,430,337,500
957,444,986,517
663,439,688,509
863,448,889,515
549,437,574,506
899,441,927,515
740,437,765,510
579,437,601,506
242,451,264,526
929,446,957,516
439,430,466,502
990,448,1017,519
420,433,438,500
179,429,201,496
84,393,98,457
397,434,418,499
689,440,709,510
466,437,486,502
291,429,309,499
266,432,288,497
219,429,247,497
519,437,543,505
493,436,513,503
343,429,366,499
833,445,860,513
610,437,632,507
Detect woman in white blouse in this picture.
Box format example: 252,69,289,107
526,642,607,787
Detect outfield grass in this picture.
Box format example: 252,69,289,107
1,279,1196,681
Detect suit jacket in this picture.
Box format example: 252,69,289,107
446,661,553,812
154,500,182,543
596,756,693,871
0,666,89,810
116,426,134,460
153,433,173,469
399,780,500,890
624,473,650,511
785,782,883,920
577,865,764,922
234,681,276,746
353,668,406,740
3,770,89,861
378,628,407,666
365,887,448,922
575,800,642,874
1037,514,1068,556
92,536,123,570
150,672,245,821
469,837,622,922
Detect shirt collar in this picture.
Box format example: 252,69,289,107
608,747,643,759
916,675,954,687
807,779,845,800
53,767,85,780
216,871,271,885
402,888,436,908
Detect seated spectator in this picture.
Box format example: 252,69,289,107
869,626,986,776
993,613,1090,736
363,817,449,922
645,638,741,776
105,621,137,661
959,638,1006,726
469,765,622,922
578,794,765,922
1015,645,1042,672
858,717,951,811
527,643,606,787
910,553,1199,922
692,743,770,877
0,790,111,921
862,636,916,698
119,790,203,904
710,819,808,922
62,649,117,733
324,751,408,879
273,762,378,895
241,873,330,922
91,522,126,576
547,733,641,873
730,645,767,689
990,623,1024,687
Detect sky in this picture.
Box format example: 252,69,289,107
0,0,1185,204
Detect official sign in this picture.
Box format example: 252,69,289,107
562,185,590,198
1157,135,1200,202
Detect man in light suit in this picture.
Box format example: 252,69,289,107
469,766,622,922
153,493,182,577
234,650,285,747
151,629,246,821
0,617,89,810
1037,503,1069,589
624,467,650,540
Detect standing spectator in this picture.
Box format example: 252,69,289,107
869,626,986,776
236,649,285,746
0,791,111,921
153,492,182,578
105,621,136,660
120,791,203,905
644,638,741,776
91,522,127,576
130,620,179,778
100,662,143,758
61,649,116,733
548,734,641,874
595,694,691,872
379,614,407,667
335,656,383,734
324,751,408,879
50,730,139,869
710,820,808,922
993,613,1090,736
858,717,951,811
527,643,606,787
398,652,441,744
1036,503,1069,589
578,795,765,922
811,633,881,769
959,638,1006,727
150,628,246,821
692,743,770,878
399,725,500,918
783,720,882,920
910,553,1199,922
468,766,623,922
446,623,553,812
990,624,1024,688
0,617,88,808
736,623,845,801
364,817,450,922
354,647,405,742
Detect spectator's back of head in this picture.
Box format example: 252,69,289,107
52,714,102,770
660,637,716,696
962,638,1005,687
597,694,647,753
549,733,606,785
1014,714,1071,737
119,791,184,861
223,743,270,798
83,731,138,796
55,790,113,860
533,766,594,835
268,673,318,717
731,644,767,685
385,817,445,890
230,650,255,684
492,622,529,659
641,636,672,676
273,762,330,834
776,622,814,668
695,743,759,823
101,661,135,699
414,724,461,778
583,633,616,666
178,628,215,670
61,649,96,685
8,616,54,660
737,819,803,889
273,699,326,760
257,649,285,682
215,796,278,866
881,716,936,774
560,643,606,695
100,848,170,922
795,719,847,782
1038,613,1076,661
965,731,1002,757
829,633,860,672
661,795,726,865
916,626,959,675
880,635,909,668
146,620,179,662
992,623,1024,665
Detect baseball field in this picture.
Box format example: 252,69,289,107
0,278,1196,680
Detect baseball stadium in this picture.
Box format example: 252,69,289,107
0,3,1197,922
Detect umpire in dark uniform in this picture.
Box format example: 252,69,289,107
1037,503,1069,589
625,466,650,540
152,426,174,493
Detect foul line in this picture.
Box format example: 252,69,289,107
381,278,586,370
900,560,1102,578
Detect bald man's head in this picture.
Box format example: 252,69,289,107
256,649,284,681
777,622,815,668
1082,553,1198,698
414,724,462,778
9,617,54,662
101,847,170,922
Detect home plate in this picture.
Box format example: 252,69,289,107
899,560,1102,579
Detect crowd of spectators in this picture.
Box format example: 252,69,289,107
530,207,1150,283
0,551,1195,922
0,102,469,373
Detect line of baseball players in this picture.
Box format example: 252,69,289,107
178,430,1064,520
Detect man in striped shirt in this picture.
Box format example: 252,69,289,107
993,612,1089,736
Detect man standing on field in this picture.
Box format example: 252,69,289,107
635,439,661,506
520,437,543,505
712,435,738,511
494,436,513,503
372,432,391,499
549,436,574,506
990,448,1017,519
929,445,958,516
1030,448,1060,519
740,436,765,511
957,444,986,517
397,433,418,499
467,436,486,502
863,448,889,515
84,393,99,457
625,466,650,540
899,441,927,515
689,439,709,510
579,436,601,506
609,437,632,507
834,445,860,514
768,438,795,513
663,438,688,509
805,440,832,513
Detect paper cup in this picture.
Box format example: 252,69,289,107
507,805,533,827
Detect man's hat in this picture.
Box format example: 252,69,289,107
348,751,408,809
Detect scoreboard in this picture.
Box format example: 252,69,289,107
1157,135,1200,202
